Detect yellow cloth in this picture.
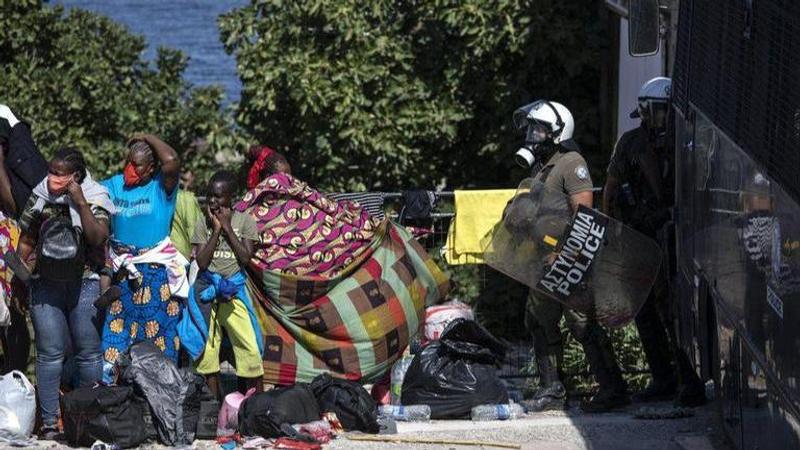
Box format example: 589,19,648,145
444,221,485,265
444,189,516,265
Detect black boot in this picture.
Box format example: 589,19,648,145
632,379,677,403
525,352,567,412
674,382,707,407
673,350,707,407
581,387,630,413
577,326,629,413
524,381,567,412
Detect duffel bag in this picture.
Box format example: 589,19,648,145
310,373,378,433
63,385,149,448
238,384,319,438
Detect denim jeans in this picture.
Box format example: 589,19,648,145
30,278,103,426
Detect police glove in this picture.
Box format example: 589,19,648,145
0,105,20,144
0,105,20,128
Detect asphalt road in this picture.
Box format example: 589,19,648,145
24,401,728,450
326,402,728,450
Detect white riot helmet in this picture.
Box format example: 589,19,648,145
513,100,578,168
631,77,671,132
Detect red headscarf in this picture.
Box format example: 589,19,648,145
247,145,275,190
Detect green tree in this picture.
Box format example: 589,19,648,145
0,0,245,182
220,0,610,191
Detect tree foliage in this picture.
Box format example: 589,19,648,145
0,0,245,182
220,0,609,191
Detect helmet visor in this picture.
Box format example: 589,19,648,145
638,99,669,129
513,101,546,130
525,121,551,144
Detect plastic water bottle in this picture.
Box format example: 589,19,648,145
470,403,525,421
390,356,414,405
378,404,431,422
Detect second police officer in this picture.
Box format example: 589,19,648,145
602,78,706,406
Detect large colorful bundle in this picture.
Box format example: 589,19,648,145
236,174,449,384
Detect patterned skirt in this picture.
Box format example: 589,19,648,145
101,241,183,377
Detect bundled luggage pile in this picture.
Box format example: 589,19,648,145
0,307,521,449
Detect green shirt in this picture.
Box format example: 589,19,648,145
170,190,203,259
533,150,593,195
191,211,259,277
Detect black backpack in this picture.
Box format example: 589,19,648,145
310,373,379,433
36,215,84,281
237,384,320,438
62,385,149,449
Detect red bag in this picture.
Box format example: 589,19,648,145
273,437,322,450
370,373,391,406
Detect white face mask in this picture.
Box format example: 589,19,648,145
515,146,535,168
515,122,553,167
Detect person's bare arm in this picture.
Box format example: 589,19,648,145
0,146,16,215
569,190,594,213
195,208,221,272
17,232,36,272
67,180,109,247
216,207,253,266
602,175,620,216
139,134,180,195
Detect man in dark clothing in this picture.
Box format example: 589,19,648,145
602,78,706,407
0,104,48,373
514,100,629,413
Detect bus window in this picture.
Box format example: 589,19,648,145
628,0,660,56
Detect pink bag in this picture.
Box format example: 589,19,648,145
423,300,474,344
217,388,256,437
370,373,391,406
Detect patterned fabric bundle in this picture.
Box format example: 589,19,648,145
236,174,450,385
236,174,381,278
0,213,19,313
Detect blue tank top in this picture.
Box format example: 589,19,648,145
102,172,177,248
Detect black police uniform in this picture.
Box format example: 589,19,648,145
607,125,705,403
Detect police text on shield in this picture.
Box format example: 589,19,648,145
538,207,607,299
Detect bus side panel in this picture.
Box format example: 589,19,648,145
674,107,800,448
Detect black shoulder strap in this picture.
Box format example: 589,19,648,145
537,164,556,183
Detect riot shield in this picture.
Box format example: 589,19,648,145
482,179,662,327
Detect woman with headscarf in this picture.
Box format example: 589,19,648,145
244,145,291,190
16,147,114,439
99,134,187,380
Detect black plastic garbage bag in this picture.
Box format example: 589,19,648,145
181,370,217,441
401,318,509,419
238,384,320,438
119,341,213,445
310,373,379,433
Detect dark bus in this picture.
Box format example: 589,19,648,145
608,1,800,448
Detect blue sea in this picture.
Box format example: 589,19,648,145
52,0,248,103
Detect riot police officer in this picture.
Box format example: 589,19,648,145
515,100,629,412
602,77,706,406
